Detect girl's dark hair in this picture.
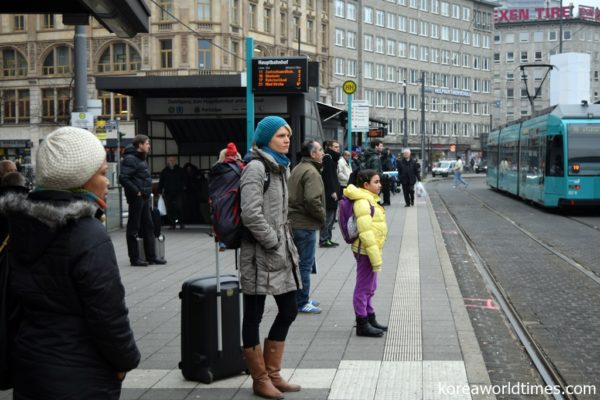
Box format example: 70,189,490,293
357,169,378,188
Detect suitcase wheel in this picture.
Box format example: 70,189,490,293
200,370,213,384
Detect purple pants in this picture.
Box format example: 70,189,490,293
353,253,378,318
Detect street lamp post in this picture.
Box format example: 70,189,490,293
402,80,408,149
420,72,426,175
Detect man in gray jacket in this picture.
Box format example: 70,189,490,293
288,141,326,314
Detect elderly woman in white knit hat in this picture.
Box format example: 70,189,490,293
0,126,140,399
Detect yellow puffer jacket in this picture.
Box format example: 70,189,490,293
343,184,388,271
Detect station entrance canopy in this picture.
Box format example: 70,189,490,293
1,0,149,37
95,74,325,160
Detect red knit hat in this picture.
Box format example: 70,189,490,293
225,142,238,157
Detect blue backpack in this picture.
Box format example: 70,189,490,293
338,196,374,244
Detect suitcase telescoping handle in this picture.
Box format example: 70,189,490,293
215,242,224,356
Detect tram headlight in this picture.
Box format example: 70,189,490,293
571,164,581,173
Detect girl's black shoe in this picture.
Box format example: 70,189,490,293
367,313,388,331
356,317,384,337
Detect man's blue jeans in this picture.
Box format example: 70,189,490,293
292,228,317,309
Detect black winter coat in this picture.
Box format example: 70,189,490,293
364,148,382,174
158,165,185,195
321,149,341,210
119,145,152,201
396,158,421,185
0,191,140,400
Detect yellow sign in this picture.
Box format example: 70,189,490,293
342,80,357,95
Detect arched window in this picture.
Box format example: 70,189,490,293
43,46,73,75
98,42,141,73
1,48,27,77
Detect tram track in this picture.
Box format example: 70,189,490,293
459,188,600,287
435,190,578,400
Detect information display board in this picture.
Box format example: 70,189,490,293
367,127,387,138
252,57,308,93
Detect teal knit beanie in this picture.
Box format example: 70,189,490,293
253,116,288,147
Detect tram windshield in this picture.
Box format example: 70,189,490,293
567,124,600,176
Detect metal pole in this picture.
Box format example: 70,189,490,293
347,94,352,155
73,25,87,112
403,81,408,149
420,72,426,174
559,0,563,54
116,117,123,228
297,28,301,56
246,37,254,153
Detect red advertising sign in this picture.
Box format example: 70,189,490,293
494,4,600,23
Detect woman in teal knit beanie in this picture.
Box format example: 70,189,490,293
253,116,291,167
239,115,302,398
253,116,289,147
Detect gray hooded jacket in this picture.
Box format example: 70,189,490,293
239,148,300,295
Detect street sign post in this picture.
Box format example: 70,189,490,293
351,100,369,132
342,80,357,155
71,112,94,131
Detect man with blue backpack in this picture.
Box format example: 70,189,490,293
288,141,326,314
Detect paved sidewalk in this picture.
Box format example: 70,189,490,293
0,193,494,400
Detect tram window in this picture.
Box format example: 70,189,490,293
546,135,563,176
567,124,600,176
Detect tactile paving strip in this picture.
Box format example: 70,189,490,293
384,208,422,361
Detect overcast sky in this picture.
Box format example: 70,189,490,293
565,0,600,9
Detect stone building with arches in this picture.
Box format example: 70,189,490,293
0,0,329,166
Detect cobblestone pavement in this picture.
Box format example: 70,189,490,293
428,175,600,400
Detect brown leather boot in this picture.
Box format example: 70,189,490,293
263,339,301,392
242,346,283,399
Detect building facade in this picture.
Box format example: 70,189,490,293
328,0,496,160
492,3,600,127
0,0,329,166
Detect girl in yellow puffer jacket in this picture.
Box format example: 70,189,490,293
342,169,389,337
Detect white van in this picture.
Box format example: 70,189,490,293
431,160,456,177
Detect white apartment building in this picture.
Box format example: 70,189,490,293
492,2,600,127
329,0,496,158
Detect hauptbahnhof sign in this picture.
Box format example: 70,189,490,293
495,4,600,23
252,57,308,93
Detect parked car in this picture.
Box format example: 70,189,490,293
475,160,488,174
431,160,456,177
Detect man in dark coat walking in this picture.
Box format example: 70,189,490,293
119,135,166,266
319,140,341,248
396,148,421,207
158,156,186,229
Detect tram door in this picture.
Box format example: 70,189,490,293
544,135,564,199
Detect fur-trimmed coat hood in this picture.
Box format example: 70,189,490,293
0,190,102,264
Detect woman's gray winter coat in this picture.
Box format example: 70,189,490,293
239,149,300,295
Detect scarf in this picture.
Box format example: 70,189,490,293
260,146,290,168
34,187,107,212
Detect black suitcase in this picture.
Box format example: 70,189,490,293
178,245,246,383
137,195,166,262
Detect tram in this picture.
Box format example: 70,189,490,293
487,104,600,207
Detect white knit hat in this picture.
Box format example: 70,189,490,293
36,126,107,190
